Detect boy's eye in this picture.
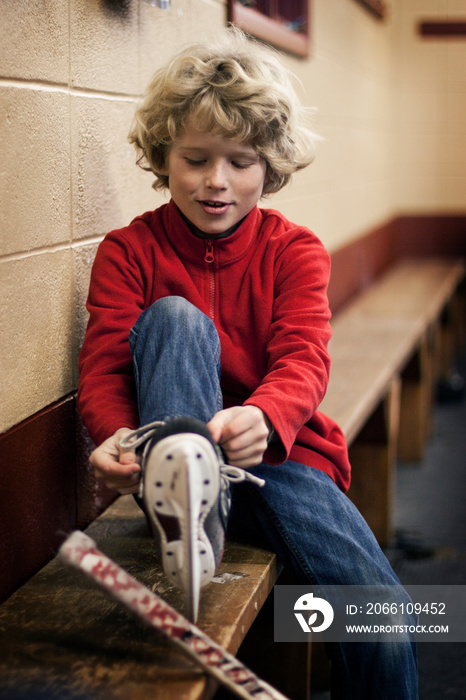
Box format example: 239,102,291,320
232,161,252,169
184,158,206,166
182,157,254,169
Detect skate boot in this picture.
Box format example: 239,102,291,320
119,416,265,622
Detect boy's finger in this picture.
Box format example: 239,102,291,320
95,458,140,482
207,410,230,442
223,444,265,468
102,469,141,490
220,426,255,452
208,406,266,445
119,450,141,468
118,484,141,495
213,410,248,443
223,417,266,448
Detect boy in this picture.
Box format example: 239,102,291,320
78,28,418,698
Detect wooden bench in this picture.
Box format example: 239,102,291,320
320,257,465,546
0,257,463,700
0,494,311,700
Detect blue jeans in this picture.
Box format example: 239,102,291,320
129,296,418,700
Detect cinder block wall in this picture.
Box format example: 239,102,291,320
0,0,208,435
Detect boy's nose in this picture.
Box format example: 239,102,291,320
205,161,227,189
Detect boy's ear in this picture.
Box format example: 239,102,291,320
157,147,171,176
157,160,169,176
262,172,273,195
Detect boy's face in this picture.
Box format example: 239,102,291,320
165,125,267,236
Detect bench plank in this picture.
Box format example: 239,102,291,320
0,495,278,700
321,314,418,443
322,259,464,444
347,259,465,327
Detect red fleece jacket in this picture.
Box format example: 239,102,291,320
78,200,351,491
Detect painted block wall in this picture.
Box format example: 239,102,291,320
1,0,465,436
273,0,396,251
391,0,466,214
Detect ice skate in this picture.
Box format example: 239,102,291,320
119,416,265,622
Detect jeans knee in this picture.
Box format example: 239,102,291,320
133,296,206,333
130,296,219,356
150,295,201,322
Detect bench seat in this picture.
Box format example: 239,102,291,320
322,258,465,437
0,494,282,700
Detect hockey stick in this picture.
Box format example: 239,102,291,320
59,531,290,700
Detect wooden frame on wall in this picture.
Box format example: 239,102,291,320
353,0,387,20
227,1,310,57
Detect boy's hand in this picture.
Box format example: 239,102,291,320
90,428,141,495
207,406,272,468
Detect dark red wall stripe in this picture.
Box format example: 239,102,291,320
419,22,466,37
0,396,115,603
328,214,466,314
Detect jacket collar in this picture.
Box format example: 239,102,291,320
159,199,261,265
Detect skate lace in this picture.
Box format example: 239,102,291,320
119,421,265,488
118,421,165,453
219,465,265,487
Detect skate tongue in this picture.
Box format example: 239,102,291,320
182,455,203,623
156,437,218,623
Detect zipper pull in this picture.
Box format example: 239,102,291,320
204,240,214,263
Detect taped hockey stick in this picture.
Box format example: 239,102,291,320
59,531,290,700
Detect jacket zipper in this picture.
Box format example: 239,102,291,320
204,240,215,320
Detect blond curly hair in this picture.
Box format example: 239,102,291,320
129,27,318,195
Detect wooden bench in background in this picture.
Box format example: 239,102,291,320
321,258,465,546
0,257,463,700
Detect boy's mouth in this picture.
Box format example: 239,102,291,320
198,200,232,215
